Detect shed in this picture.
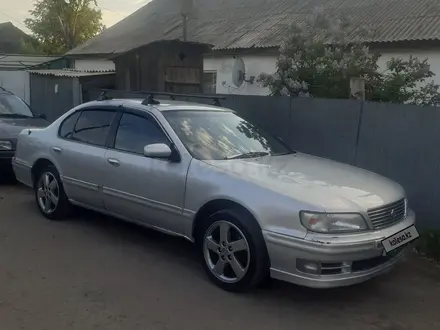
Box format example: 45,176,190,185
28,69,115,121
0,54,66,70
113,40,212,93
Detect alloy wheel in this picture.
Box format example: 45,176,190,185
203,220,251,284
37,172,60,214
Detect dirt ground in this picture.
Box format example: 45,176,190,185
0,183,439,330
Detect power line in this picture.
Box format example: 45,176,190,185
0,12,28,30
100,7,128,17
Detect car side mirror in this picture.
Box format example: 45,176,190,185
143,143,172,159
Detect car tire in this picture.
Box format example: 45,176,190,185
34,165,71,220
197,208,270,292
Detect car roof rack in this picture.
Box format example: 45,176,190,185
141,92,226,106
93,89,226,106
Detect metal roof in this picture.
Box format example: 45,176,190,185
27,69,115,78
0,54,61,69
66,0,440,56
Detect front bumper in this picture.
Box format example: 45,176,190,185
263,210,416,288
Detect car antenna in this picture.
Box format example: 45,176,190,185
97,91,112,101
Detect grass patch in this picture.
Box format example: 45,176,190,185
415,230,440,261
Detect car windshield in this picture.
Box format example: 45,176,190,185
163,110,294,160
0,94,34,118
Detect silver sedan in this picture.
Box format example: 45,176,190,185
12,96,418,292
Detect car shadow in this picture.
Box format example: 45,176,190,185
69,207,205,280
63,206,390,302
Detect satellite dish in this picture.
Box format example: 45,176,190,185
232,57,246,87
232,57,255,87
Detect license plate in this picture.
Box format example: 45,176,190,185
381,225,419,254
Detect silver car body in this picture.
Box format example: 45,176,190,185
12,99,416,288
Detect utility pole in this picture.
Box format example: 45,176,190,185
181,0,193,42
182,13,188,41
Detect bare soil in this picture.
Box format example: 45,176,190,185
0,184,439,330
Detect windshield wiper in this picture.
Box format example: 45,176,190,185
272,150,296,156
225,151,270,160
0,113,33,118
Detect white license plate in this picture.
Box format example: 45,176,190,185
381,225,420,254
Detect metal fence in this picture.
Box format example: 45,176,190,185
82,89,439,229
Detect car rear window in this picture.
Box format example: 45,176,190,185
59,111,80,139
0,94,34,117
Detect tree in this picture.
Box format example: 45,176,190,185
25,0,104,55
258,12,440,106
19,38,44,55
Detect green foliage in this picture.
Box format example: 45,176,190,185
25,0,104,55
369,57,440,106
258,13,440,106
18,37,44,55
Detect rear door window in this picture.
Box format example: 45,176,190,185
72,110,115,147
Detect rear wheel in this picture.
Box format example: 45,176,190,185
198,209,269,292
35,165,71,220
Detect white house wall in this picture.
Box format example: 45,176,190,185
0,71,30,104
204,48,440,95
375,48,440,86
74,59,115,71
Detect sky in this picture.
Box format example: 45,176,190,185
0,0,150,33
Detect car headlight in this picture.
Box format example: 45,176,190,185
300,212,368,233
0,140,12,151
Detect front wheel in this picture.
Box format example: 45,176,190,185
199,209,269,292
35,165,71,220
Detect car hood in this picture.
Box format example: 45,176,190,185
204,153,405,212
0,117,48,139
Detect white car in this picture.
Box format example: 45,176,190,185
12,94,419,292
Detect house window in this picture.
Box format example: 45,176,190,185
203,71,217,94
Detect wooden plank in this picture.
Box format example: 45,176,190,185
165,66,200,84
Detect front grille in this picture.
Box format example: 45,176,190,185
368,198,407,230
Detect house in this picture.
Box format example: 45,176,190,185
113,40,210,93
65,0,440,95
0,22,36,54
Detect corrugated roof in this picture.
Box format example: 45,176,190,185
27,69,115,78
66,0,440,56
0,54,60,69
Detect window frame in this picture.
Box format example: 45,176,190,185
108,107,181,161
57,106,119,149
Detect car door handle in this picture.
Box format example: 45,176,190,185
52,146,62,153
107,158,120,167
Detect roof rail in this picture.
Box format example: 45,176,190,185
140,91,226,106
0,86,12,94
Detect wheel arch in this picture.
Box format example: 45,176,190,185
191,198,262,242
31,158,57,188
